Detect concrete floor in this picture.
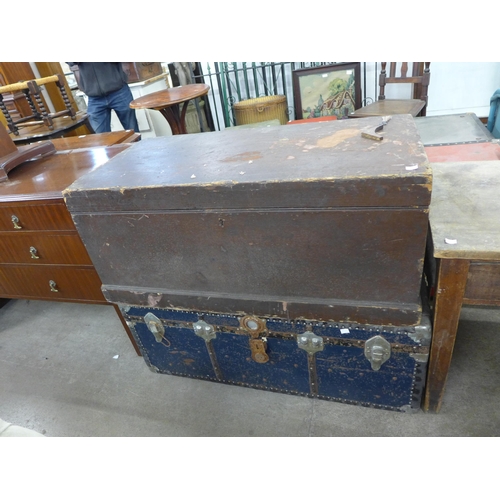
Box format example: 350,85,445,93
0,298,499,437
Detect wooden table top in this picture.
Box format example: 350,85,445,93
0,145,130,202
425,141,500,163
42,130,140,150
13,131,140,156
129,84,210,110
430,160,500,260
350,99,425,118
415,113,494,146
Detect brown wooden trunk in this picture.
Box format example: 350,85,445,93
65,114,432,326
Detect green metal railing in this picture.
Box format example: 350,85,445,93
191,62,336,131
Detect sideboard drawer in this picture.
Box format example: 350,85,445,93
0,232,93,265
0,265,106,302
0,202,76,231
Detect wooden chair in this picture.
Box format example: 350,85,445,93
0,74,93,145
351,62,431,118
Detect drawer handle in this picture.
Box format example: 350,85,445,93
49,280,59,293
29,246,40,259
11,215,22,229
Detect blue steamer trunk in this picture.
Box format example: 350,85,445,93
122,306,430,411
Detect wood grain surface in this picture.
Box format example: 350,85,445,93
430,161,500,259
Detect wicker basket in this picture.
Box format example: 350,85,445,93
234,95,288,126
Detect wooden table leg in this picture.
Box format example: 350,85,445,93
112,303,142,356
423,258,470,412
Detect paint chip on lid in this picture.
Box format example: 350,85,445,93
445,238,458,245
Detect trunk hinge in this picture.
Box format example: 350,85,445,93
193,320,216,341
193,319,222,380
297,329,324,354
297,327,324,396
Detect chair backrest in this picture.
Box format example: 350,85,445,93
378,62,431,108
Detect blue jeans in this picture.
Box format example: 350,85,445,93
87,84,139,133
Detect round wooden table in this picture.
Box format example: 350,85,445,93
129,83,210,135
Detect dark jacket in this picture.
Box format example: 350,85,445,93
67,62,128,97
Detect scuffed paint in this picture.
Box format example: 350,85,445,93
222,151,263,163
147,294,163,307
316,129,360,148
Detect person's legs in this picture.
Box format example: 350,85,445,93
87,95,112,133
108,85,140,132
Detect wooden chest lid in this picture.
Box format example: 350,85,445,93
64,114,431,212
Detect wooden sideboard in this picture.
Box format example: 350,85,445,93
0,140,141,354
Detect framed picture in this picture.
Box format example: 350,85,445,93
292,62,361,120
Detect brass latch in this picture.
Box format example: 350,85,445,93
144,312,165,343
239,315,267,337
364,335,391,371
249,338,269,363
238,315,269,363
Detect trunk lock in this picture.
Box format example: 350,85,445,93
364,335,391,371
239,315,267,337
249,338,269,363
